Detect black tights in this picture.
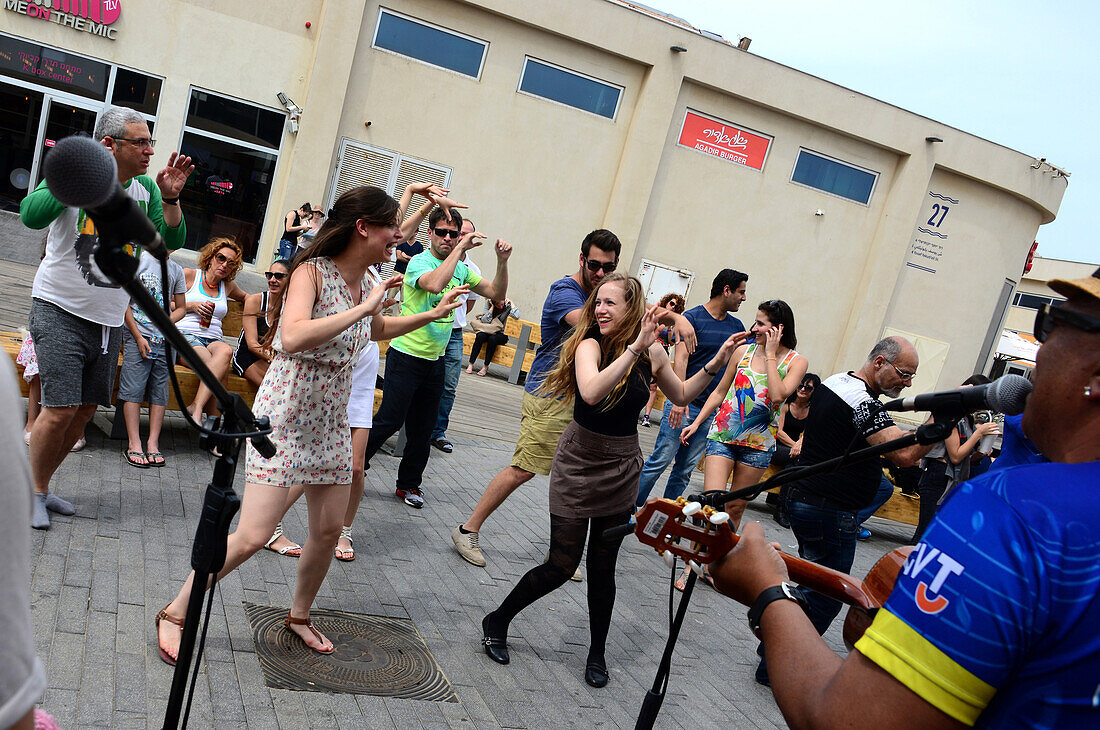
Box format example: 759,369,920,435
485,511,631,662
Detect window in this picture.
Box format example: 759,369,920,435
111,68,162,116
518,58,622,120
178,89,285,263
0,33,108,100
791,149,878,205
372,9,487,79
1012,292,1062,310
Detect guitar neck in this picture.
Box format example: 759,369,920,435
776,550,876,610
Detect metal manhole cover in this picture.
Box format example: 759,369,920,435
243,602,457,701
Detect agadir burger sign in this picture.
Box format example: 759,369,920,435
5,0,122,40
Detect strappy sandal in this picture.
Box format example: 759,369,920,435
284,612,335,654
334,525,355,562
155,604,185,666
263,521,301,557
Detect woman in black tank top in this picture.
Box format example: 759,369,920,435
233,259,290,387
480,273,747,687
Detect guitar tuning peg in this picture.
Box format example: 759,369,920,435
688,560,703,576
708,511,730,525
682,501,702,516
662,550,676,569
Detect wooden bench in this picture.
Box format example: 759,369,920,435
461,317,542,385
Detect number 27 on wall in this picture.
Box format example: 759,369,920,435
927,204,950,227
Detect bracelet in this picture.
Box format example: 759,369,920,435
766,357,777,363
747,582,809,639
702,362,718,376
626,345,641,358
162,196,179,205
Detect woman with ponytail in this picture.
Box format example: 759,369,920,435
155,185,464,663
480,273,746,687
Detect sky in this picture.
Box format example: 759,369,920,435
656,0,1097,265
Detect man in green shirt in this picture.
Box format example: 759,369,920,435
364,207,513,508
21,105,192,529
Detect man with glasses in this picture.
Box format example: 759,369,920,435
634,269,748,508
710,269,1100,729
452,230,699,570
752,335,934,686
20,105,192,529
364,207,511,509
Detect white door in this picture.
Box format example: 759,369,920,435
637,259,694,305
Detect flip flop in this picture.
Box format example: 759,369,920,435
146,451,166,467
125,449,149,468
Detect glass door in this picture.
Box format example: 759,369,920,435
0,82,44,212
32,96,100,188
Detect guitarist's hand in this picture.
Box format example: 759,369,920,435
710,521,789,606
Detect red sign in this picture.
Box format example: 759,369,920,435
678,110,772,171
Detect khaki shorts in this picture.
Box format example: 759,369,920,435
511,392,573,476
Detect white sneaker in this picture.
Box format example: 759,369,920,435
452,525,486,567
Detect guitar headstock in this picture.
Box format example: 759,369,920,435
633,498,736,565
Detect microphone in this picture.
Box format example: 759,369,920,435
883,374,1032,416
42,135,169,261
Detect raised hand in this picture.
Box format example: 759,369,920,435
381,274,404,291
408,182,448,199
632,305,664,352
494,238,512,261
458,230,486,252
671,316,697,355
426,190,468,221
361,278,393,317
431,286,469,318
764,324,784,359
155,152,194,198
717,331,751,362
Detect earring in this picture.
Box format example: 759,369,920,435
1087,386,1094,397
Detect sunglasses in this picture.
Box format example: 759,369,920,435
213,253,237,264
432,227,461,240
1034,301,1100,342
584,256,617,273
798,383,814,391
265,271,287,281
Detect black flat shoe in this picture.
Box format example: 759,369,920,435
481,615,509,665
584,660,608,687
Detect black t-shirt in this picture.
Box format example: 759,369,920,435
791,372,894,510
394,240,424,274
572,329,653,437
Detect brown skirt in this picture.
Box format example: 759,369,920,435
549,420,643,519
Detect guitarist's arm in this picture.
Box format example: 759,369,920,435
710,523,966,730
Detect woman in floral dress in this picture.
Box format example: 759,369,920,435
154,186,464,663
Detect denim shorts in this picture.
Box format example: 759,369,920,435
182,332,221,350
704,438,773,469
118,336,170,406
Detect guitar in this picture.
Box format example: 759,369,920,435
633,497,912,648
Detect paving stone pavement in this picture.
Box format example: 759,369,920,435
23,364,914,730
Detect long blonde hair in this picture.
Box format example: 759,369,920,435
538,273,650,409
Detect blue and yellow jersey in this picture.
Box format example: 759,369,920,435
855,461,1100,728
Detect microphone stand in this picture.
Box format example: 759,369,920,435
632,416,958,730
91,235,275,730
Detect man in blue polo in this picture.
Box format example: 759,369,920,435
634,269,748,507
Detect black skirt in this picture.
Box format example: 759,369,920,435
549,420,643,518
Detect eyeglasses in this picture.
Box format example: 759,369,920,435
115,136,156,149
265,271,287,281
213,253,237,264
886,360,916,381
1034,301,1100,342
583,256,617,273
431,227,461,240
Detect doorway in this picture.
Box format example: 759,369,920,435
32,97,101,188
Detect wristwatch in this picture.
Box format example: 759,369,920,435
747,582,809,639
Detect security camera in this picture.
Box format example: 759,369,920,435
288,115,299,134
277,91,289,106
814,209,825,217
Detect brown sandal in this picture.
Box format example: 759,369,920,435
155,604,185,666
284,612,335,654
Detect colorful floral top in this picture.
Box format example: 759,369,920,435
707,343,799,452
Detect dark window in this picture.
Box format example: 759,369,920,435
186,90,284,149
373,10,486,78
112,68,162,116
791,149,877,205
177,132,277,264
0,34,108,100
519,58,621,119
1012,292,1062,310
0,82,43,212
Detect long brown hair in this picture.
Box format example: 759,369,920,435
261,186,399,348
538,273,650,409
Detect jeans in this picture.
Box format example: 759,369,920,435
856,475,895,526
635,401,713,506
432,328,464,440
364,348,445,491
277,238,297,261
786,497,860,636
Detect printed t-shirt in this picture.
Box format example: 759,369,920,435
524,276,587,396
391,250,482,361
682,305,745,409
129,251,186,341
856,461,1100,728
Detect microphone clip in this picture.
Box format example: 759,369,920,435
916,416,960,445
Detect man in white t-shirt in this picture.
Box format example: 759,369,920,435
20,105,193,529
430,216,481,453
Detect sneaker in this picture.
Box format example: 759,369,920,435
396,487,424,509
857,527,872,541
452,525,486,566
641,415,651,427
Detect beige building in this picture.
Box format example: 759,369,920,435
0,0,1068,393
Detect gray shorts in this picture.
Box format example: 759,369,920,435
28,298,123,408
118,335,170,406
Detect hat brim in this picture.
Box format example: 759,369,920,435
1049,276,1100,303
